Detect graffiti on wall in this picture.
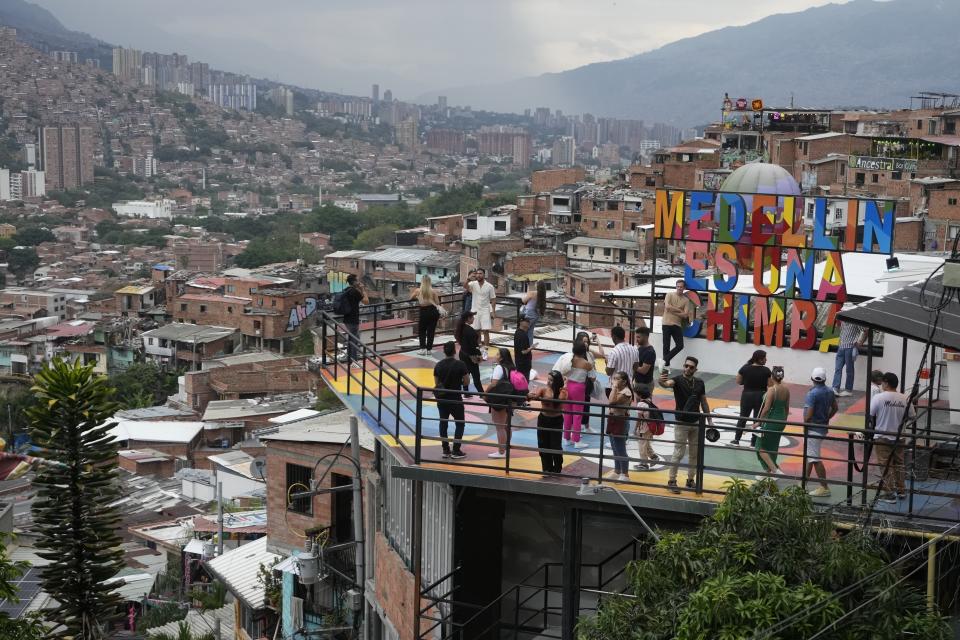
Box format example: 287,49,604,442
286,297,319,332
654,189,896,351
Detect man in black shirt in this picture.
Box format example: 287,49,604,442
632,327,657,396
659,356,714,494
514,317,533,380
433,341,470,459
342,274,368,365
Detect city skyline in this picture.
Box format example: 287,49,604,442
32,0,850,100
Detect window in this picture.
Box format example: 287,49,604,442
199,305,207,313
949,198,958,206
286,463,312,514
631,223,637,230
180,303,187,311
254,320,262,330
855,172,865,186
587,247,595,257
603,248,611,257
928,120,938,135
917,120,923,129
892,171,902,180
396,263,405,271
227,306,233,313
946,121,957,135
872,173,879,183
466,218,478,230
225,285,235,293
592,221,598,228
949,225,960,239
271,299,277,307
494,221,506,231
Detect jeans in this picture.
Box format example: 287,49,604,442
609,434,629,474
662,324,685,366
437,400,466,453
537,414,563,473
418,305,440,350
734,390,765,443
832,346,857,392
525,310,539,344
459,352,483,395
668,422,699,482
344,322,360,362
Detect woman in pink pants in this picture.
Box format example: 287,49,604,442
562,342,596,449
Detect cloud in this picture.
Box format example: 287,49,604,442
32,0,851,97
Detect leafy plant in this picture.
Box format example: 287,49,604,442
257,559,282,610
139,602,187,631
577,480,951,640
151,621,215,640
27,358,125,638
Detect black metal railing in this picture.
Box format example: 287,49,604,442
317,301,960,529
418,538,643,640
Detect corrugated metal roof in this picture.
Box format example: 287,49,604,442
107,420,205,444
565,237,639,249
115,285,156,295
142,324,238,343
261,409,376,451
206,537,279,610
795,132,845,141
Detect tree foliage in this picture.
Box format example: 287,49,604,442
7,247,39,282
27,358,125,638
11,227,55,246
577,480,951,640
109,362,179,409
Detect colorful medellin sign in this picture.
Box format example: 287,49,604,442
654,189,895,351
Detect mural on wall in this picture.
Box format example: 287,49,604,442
655,189,895,351
328,271,351,294
286,297,319,332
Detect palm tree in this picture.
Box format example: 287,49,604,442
27,358,125,639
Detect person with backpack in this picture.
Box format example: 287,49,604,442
606,371,634,481
528,370,567,474
632,327,657,397
753,365,789,477
334,274,368,366
633,383,663,471
486,348,520,459
660,355,714,494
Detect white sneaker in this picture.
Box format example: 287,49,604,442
774,467,785,476
617,474,629,482
809,486,831,497
837,389,852,397
487,452,505,459
574,441,589,450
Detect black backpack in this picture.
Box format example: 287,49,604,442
332,289,353,316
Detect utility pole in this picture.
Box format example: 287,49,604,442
217,481,224,556
350,416,366,639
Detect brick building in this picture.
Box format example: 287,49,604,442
173,241,224,272
115,284,162,315
419,214,464,250
531,167,586,193
38,124,95,191
424,129,466,154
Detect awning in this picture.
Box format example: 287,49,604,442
837,274,960,350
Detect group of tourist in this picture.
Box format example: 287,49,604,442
348,273,907,503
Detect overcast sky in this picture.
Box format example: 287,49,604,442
34,0,851,99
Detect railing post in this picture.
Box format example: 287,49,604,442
695,419,706,493
597,403,606,483
415,387,423,464
504,412,511,475
361,342,367,411
801,426,809,493
377,363,384,424
373,302,379,353
846,433,854,505
320,314,328,367
395,378,402,443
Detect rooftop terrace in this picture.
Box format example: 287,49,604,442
315,295,960,533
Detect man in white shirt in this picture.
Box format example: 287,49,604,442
605,326,639,378
869,372,914,503
467,268,496,359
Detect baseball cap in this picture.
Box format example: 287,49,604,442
811,367,827,382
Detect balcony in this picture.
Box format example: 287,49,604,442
314,296,960,532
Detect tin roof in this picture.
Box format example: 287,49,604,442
206,537,279,610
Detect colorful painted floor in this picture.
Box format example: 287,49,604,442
321,344,960,526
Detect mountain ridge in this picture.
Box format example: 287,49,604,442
0,0,111,65
419,0,960,126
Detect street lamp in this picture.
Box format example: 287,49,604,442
576,478,660,543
